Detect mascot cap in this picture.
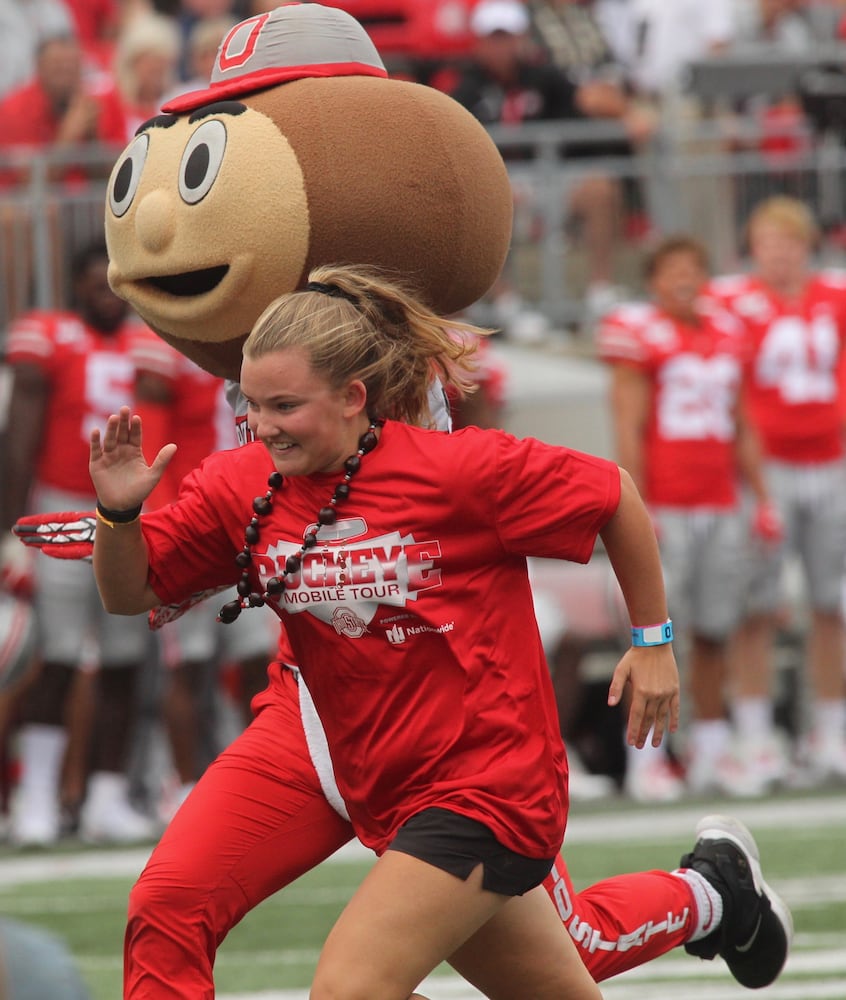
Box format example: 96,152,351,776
162,3,388,115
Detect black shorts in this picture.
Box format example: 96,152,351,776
388,807,555,897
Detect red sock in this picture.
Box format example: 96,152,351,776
544,854,696,981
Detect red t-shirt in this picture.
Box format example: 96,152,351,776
708,272,846,463
5,311,139,496
597,301,746,507
140,421,621,857
0,76,127,187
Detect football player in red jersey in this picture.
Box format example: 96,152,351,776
598,235,777,800
0,240,155,846
130,329,277,816
709,195,846,786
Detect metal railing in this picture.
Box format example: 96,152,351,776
0,144,123,330
484,115,846,327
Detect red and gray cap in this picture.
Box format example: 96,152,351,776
162,2,387,115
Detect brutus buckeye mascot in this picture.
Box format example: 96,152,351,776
106,3,511,380
15,5,789,997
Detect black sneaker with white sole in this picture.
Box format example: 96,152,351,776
680,814,794,989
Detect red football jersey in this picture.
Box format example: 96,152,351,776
141,421,621,857
5,311,139,496
708,272,846,462
129,328,233,506
597,301,746,507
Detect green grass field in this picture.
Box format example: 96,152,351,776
1,789,844,999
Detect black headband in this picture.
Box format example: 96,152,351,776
305,281,360,306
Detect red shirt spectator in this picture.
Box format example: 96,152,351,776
113,12,180,140
0,33,126,188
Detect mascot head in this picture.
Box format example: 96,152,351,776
104,2,513,380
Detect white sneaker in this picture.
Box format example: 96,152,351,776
584,282,626,328
567,751,616,802
625,756,685,803
157,777,195,825
799,733,846,786
686,751,770,799
9,786,61,847
736,733,792,791
9,723,65,847
79,772,157,844
508,308,551,345
493,292,551,345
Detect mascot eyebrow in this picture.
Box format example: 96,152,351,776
189,101,248,124
135,114,178,135
134,102,247,137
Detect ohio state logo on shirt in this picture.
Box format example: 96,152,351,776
331,607,369,639
253,524,443,628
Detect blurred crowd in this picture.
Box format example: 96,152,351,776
3,1,846,176
2,0,846,99
1,0,846,851
4,1,846,335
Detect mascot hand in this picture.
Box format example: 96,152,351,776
13,513,230,632
13,511,96,562
1,533,36,598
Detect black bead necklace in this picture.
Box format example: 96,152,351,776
218,420,382,624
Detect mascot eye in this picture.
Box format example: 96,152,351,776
109,134,149,218
178,120,227,205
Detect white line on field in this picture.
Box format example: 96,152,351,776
0,793,843,886
9,874,846,915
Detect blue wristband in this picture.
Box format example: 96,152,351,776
631,619,673,647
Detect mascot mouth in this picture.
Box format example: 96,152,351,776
144,265,230,297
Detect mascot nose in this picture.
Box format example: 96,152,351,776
133,190,176,253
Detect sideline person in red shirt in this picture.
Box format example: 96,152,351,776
709,195,846,787
1,240,154,847
88,264,790,999
598,235,777,801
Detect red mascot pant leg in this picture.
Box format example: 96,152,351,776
544,851,696,982
124,667,353,1000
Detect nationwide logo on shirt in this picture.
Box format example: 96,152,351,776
386,623,406,644
385,621,455,645
255,524,443,628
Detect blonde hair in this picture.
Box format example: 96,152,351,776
746,196,819,246
114,12,180,102
187,17,236,57
244,265,488,427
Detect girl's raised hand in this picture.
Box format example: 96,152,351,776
89,406,176,512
